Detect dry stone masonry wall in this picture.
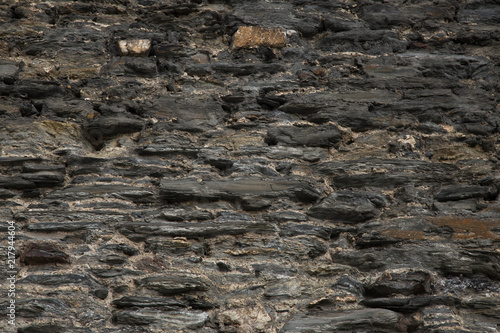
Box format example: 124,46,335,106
0,0,500,332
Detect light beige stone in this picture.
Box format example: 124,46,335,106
118,39,151,56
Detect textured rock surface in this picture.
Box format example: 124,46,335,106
1,0,499,332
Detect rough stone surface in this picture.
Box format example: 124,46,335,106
233,26,286,49
1,0,500,332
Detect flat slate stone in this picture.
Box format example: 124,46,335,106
362,296,461,313
19,274,107,299
365,270,432,297
119,221,274,241
280,308,400,332
112,309,208,328
265,125,343,148
135,275,209,295
308,190,385,223
279,223,333,240
24,222,106,232
21,171,65,187
112,296,187,309
20,243,70,265
0,176,36,189
435,185,496,202
160,178,320,203
45,185,158,204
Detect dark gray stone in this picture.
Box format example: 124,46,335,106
45,185,158,204
91,268,143,278
332,172,412,189
279,223,333,240
98,243,139,256
99,254,127,265
20,243,70,265
135,275,209,295
435,185,497,202
119,221,274,241
112,309,208,328
0,60,19,84
280,308,401,332
211,63,285,76
137,145,200,158
102,57,158,77
25,222,106,232
21,171,65,187
265,125,343,148
332,276,365,296
0,189,16,198
85,116,144,138
358,4,411,29
263,211,308,223
0,176,35,189
308,191,385,223
112,296,187,309
156,208,214,221
19,274,108,299
365,270,432,297
160,178,320,204
361,295,461,313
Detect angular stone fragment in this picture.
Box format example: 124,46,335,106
135,275,209,295
20,243,70,265
160,178,320,203
118,39,152,56
366,271,432,297
308,191,385,223
233,26,285,48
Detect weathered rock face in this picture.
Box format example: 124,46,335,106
1,0,499,332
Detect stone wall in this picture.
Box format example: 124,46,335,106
1,0,500,332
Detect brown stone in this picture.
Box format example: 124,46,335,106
20,243,70,265
233,26,286,49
